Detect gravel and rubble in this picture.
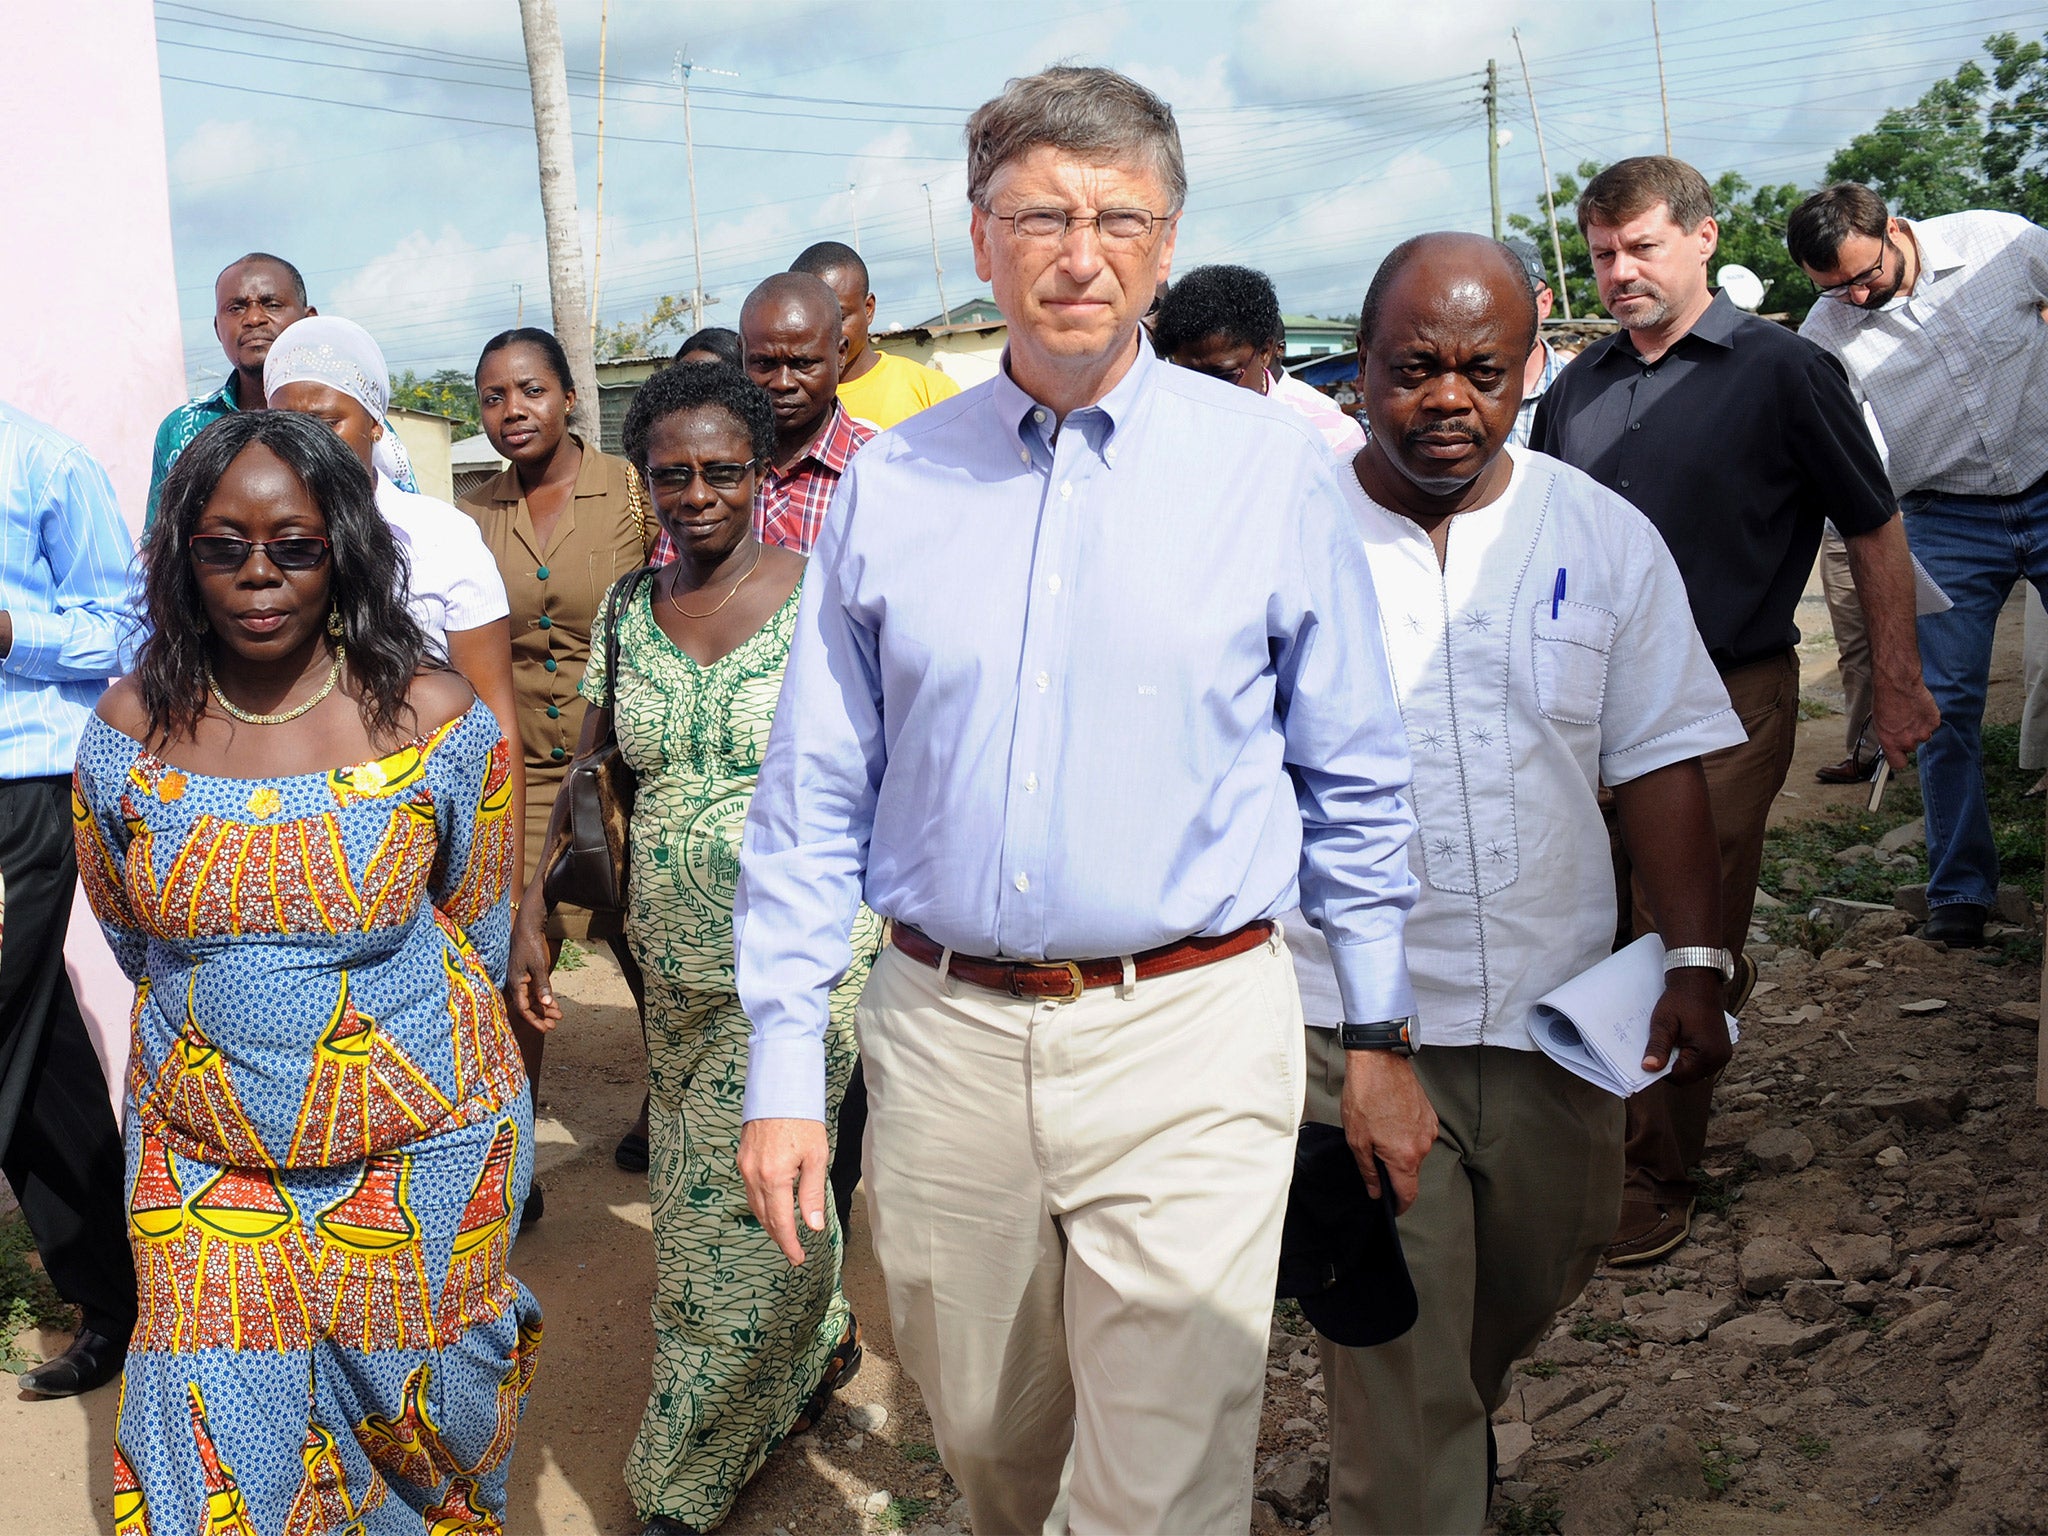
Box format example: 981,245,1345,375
1244,898,2048,1536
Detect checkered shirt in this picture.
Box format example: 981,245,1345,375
1799,211,2048,498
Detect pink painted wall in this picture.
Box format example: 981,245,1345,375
0,0,186,1114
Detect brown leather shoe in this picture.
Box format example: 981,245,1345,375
1814,753,1877,785
1603,1197,1695,1267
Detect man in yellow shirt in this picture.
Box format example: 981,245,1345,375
792,241,961,430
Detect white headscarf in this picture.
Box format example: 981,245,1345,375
262,315,417,488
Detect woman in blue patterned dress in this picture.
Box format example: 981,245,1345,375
73,410,541,1533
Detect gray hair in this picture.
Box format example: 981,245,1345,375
965,66,1186,213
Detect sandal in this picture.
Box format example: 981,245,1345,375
788,1316,863,1436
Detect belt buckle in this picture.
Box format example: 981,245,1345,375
1018,960,1087,1001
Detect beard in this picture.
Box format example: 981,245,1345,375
1606,281,1673,330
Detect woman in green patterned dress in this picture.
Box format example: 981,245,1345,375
507,364,875,1535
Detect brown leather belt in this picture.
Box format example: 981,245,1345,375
889,920,1275,1001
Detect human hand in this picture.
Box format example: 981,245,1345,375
1339,1049,1438,1215
505,908,562,1034
1644,968,1733,1084
739,1117,830,1265
1872,676,1939,768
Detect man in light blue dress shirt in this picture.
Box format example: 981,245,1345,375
0,399,138,1398
734,67,1425,1533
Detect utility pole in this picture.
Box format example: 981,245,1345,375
1485,59,1502,241
673,48,740,336
514,283,524,325
1652,0,1673,156
923,182,950,326
849,183,861,255
516,0,598,434
589,0,610,352
1512,28,1573,321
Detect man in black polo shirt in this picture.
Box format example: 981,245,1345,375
1533,156,1937,1266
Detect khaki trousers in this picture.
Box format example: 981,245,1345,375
1612,647,1798,1206
858,936,1305,1535
1819,526,1875,758
1305,1030,1623,1535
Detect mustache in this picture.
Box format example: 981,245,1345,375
1404,425,1484,447
1610,282,1663,299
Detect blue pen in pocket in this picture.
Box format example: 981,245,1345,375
1551,567,1567,619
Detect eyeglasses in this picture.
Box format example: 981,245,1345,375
645,460,758,493
1813,231,1892,300
988,207,1166,243
188,535,331,571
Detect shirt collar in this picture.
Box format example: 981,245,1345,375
992,329,1156,458
1903,219,1966,285
208,375,245,412
1596,289,1740,367
769,400,861,480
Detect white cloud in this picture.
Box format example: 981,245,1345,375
169,119,294,188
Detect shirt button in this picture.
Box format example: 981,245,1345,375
1033,409,1047,424
538,615,553,629
1619,479,1631,489
1019,448,1031,464
1630,421,1641,431
544,657,559,672
546,704,561,719
1025,772,1039,792
1047,574,1062,593
535,565,550,580
551,746,566,760
1035,671,1050,692
1014,871,1030,892
1105,445,1118,463
1059,482,1073,500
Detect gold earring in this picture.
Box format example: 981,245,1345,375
327,610,344,638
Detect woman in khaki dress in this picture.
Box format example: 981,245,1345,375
460,327,659,1212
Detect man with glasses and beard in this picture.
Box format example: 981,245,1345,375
734,65,1421,1534
1790,182,2048,950
1532,156,1937,1269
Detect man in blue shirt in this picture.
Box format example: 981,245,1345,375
734,66,1424,1534
0,400,138,1397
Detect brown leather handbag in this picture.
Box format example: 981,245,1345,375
542,569,648,916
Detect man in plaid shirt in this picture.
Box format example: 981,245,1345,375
652,272,873,562
1792,182,2048,948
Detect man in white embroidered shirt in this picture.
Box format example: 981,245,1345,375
1290,234,1744,1533
1790,183,2048,948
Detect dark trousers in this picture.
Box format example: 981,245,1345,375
832,1061,867,1232
1611,648,1799,1207
0,776,135,1340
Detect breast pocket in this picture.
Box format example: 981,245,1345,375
1531,599,1619,726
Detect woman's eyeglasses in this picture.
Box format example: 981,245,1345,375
188,535,332,571
646,460,757,493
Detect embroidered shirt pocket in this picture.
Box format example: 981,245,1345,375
1531,600,1619,726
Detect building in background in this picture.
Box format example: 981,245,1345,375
387,406,459,501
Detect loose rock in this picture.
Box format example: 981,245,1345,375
1746,1126,1816,1174
1810,1233,1896,1282
848,1402,889,1433
1559,1424,1708,1535
1622,1288,1739,1344
1256,1454,1329,1522
1740,1236,1826,1295
1708,1313,1844,1361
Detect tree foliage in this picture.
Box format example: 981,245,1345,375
595,294,696,360
388,368,480,436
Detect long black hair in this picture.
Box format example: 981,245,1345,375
621,361,777,471
142,411,432,743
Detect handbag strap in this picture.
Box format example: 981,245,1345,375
599,566,650,714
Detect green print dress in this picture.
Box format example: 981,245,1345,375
583,577,878,1530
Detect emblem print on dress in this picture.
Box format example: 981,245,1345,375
111,1436,152,1536
289,974,453,1164
282,1421,388,1536
438,1119,518,1337
152,975,272,1168
129,1133,198,1351
187,1164,317,1351
317,1152,438,1350
188,1383,263,1536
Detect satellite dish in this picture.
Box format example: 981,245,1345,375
1717,263,1767,312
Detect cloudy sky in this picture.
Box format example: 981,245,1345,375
157,0,2035,388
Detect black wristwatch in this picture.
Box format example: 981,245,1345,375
1340,1018,1415,1056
